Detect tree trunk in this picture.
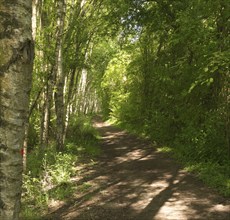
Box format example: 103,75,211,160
23,122,29,171
40,82,51,149
54,0,66,150
0,0,33,219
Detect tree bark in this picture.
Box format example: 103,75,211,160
40,82,51,149
0,0,33,219
54,0,66,150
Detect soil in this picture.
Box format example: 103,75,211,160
45,119,230,220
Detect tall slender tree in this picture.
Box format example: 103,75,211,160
53,0,66,150
0,0,33,219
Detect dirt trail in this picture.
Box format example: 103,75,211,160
46,120,230,220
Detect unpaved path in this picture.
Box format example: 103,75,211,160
46,120,230,220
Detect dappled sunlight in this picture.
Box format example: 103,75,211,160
209,204,229,213
102,131,127,140
93,120,111,128
124,148,148,159
155,201,192,220
44,121,230,220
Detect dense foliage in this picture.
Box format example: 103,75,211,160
100,0,230,195
24,1,229,217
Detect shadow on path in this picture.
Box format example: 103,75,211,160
45,119,230,220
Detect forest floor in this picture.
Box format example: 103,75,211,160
45,119,230,220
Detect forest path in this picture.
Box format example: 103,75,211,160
46,119,230,220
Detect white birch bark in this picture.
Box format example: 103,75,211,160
0,0,33,219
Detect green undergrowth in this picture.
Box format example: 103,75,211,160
21,116,101,219
113,119,230,198
110,118,148,139
158,145,230,197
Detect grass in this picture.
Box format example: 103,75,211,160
185,162,230,197
48,182,76,200
156,145,230,197
21,116,101,219
157,146,173,154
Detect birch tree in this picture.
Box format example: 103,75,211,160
0,0,33,219
53,0,66,150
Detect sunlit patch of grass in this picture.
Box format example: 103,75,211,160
107,117,117,125
157,146,173,153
